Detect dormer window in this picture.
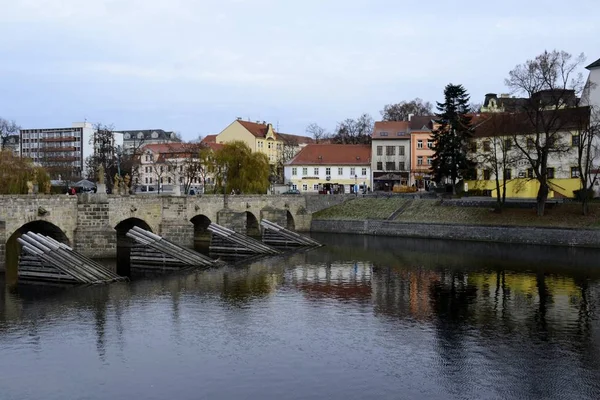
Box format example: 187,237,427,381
124,133,130,140
380,131,389,137
397,132,406,136
151,131,158,139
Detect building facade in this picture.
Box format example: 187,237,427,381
583,57,600,110
4,134,20,157
466,108,592,199
215,119,312,165
409,116,437,189
371,121,411,191
285,144,371,194
20,122,94,179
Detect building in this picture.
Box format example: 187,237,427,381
371,121,411,191
20,122,95,179
3,134,20,157
214,119,313,166
583,57,600,109
137,142,219,193
284,144,371,194
118,129,180,154
465,107,590,199
409,116,438,189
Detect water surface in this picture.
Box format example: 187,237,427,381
1,234,600,400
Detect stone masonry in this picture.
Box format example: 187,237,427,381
0,193,351,270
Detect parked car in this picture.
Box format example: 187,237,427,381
283,189,301,195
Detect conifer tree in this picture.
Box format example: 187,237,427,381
431,84,474,193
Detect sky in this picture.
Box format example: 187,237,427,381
1,0,599,140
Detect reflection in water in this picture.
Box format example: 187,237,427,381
1,234,600,400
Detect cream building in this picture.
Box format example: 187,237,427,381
284,144,371,194
214,119,312,165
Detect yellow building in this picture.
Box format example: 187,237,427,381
465,108,590,199
214,119,312,165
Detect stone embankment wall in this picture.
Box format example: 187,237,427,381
311,219,600,248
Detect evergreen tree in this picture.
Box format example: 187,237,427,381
431,84,474,193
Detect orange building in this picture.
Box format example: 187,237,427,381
409,116,437,188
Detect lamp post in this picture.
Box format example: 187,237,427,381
222,165,228,208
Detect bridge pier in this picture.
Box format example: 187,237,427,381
159,222,194,249
217,209,247,234
73,193,117,259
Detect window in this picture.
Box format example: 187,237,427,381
160,166,163,173
572,135,580,147
313,184,319,190
377,146,383,156
292,184,297,190
483,141,491,152
314,167,319,175
504,169,512,180
427,140,433,149
380,131,389,137
302,167,308,175
527,168,534,178
386,146,395,156
350,167,356,176
377,162,383,170
258,141,263,148
385,162,395,171
483,169,491,180
145,177,148,184
399,146,405,156
571,167,580,178
326,167,331,176
399,162,405,170
504,139,512,150
160,177,164,183
397,131,406,136
149,177,153,184
362,167,367,176
338,167,343,175
547,168,555,179
526,138,535,149
268,142,272,149
292,167,297,176
302,184,308,191
417,156,423,165
168,177,172,184
427,157,433,165
417,140,423,149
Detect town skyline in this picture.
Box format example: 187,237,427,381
1,0,599,139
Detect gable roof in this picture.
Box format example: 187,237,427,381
586,57,600,70
472,107,590,138
201,134,217,144
287,144,371,166
237,120,272,138
373,121,411,139
278,132,314,145
409,116,436,131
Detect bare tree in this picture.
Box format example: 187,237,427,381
469,102,483,114
274,134,299,183
473,114,522,209
575,106,600,215
332,114,373,144
505,50,586,216
380,98,433,121
306,123,328,143
0,118,20,151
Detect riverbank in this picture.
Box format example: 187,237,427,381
311,198,600,248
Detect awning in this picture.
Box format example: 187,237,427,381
374,173,406,181
72,179,96,188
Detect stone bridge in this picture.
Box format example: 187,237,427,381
0,193,351,274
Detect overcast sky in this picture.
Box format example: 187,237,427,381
1,0,599,140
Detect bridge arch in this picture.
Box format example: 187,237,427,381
245,211,260,237
190,214,212,251
5,220,70,285
286,211,295,231
114,218,153,277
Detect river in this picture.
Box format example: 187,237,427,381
1,233,600,400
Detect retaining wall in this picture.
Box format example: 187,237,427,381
310,219,600,248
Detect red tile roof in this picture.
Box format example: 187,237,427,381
201,134,217,143
287,144,371,166
373,121,411,139
237,120,271,138
142,142,188,154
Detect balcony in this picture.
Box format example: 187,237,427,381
40,136,78,143
39,146,77,152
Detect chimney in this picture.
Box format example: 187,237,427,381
236,117,242,120
408,113,414,121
